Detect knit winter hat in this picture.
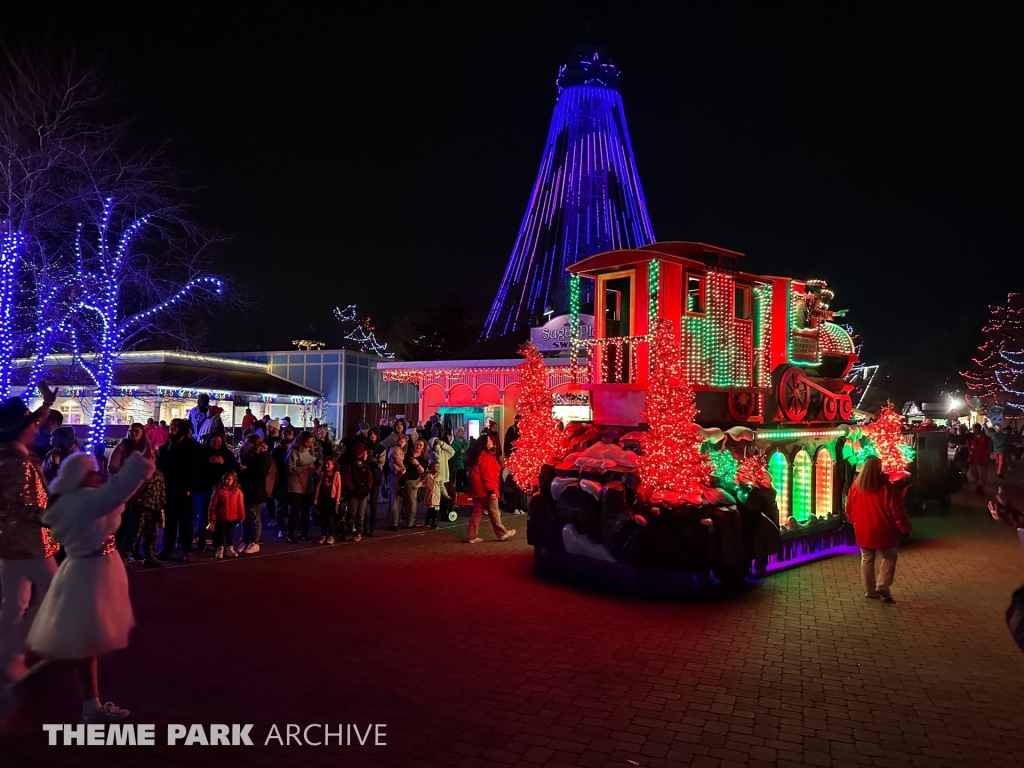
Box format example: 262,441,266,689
0,397,36,442
49,451,98,496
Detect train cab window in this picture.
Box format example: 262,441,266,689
603,275,633,338
686,275,705,314
734,286,751,320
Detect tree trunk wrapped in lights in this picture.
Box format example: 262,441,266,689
637,318,710,501
505,343,564,493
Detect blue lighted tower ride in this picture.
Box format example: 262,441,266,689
482,45,655,339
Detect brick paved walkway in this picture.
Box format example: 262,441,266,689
2,484,1024,768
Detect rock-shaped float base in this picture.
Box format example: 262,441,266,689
533,524,859,597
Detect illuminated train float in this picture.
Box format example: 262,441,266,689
524,242,905,591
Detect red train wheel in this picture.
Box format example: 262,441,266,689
727,391,755,422
821,395,838,421
838,395,853,420
778,366,810,421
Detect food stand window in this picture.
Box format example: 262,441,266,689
793,449,812,523
686,274,706,314
597,270,635,383
815,449,834,518
768,451,790,525
734,285,751,320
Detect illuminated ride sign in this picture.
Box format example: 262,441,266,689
530,314,595,351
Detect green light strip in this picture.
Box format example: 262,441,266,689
648,260,659,327
755,429,847,440
793,450,812,523
768,451,790,523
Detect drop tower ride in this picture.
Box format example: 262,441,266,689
481,45,655,339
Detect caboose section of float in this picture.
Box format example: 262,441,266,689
513,242,912,592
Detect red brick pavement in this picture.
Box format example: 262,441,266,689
2,486,1024,768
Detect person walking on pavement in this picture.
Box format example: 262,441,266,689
464,434,516,544
984,419,1012,479
967,423,994,494
845,455,912,602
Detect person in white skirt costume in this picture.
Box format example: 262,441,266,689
26,450,154,723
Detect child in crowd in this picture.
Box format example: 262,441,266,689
316,456,342,544
208,470,246,559
418,460,446,529
340,445,373,541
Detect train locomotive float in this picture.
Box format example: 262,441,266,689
521,242,905,592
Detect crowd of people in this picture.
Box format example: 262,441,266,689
21,394,524,569
0,388,527,722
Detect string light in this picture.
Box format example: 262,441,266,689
65,197,225,448
334,304,394,358
680,269,752,388
962,293,1024,406
505,343,564,492
157,387,233,401
637,318,710,498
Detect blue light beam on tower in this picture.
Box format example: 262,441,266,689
482,45,655,339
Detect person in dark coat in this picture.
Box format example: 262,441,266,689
270,428,294,536
193,433,239,553
238,434,272,554
157,419,203,563
363,428,384,536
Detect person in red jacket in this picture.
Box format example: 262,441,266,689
464,434,516,544
207,471,246,559
966,424,993,494
845,456,912,601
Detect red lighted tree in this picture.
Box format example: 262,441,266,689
869,403,908,475
637,319,710,498
505,343,564,492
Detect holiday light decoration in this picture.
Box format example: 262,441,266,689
963,293,1024,406
504,343,564,492
637,318,710,498
157,387,232,401
680,269,753,388
648,259,660,325
708,446,740,486
792,449,812,523
334,304,394,358
482,45,655,338
867,404,912,474
814,449,834,518
0,233,23,398
768,451,790,525
70,198,224,447
735,453,767,489
755,428,848,441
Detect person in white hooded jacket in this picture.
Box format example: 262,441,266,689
26,450,154,723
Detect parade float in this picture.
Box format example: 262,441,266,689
510,241,913,593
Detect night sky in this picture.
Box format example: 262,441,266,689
7,5,1022,391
